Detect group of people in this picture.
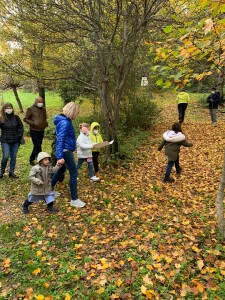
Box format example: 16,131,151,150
159,87,222,183
0,87,222,212
0,98,106,213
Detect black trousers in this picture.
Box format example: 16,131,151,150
92,152,100,173
178,103,188,123
30,130,44,162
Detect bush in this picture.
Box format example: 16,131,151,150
120,93,159,133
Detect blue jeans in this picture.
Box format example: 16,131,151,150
1,142,20,173
51,151,78,200
165,157,180,178
77,158,94,178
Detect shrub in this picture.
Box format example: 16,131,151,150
120,93,159,133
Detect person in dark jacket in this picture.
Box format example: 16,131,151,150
51,102,86,208
0,102,24,178
23,96,48,165
158,122,193,183
207,87,220,124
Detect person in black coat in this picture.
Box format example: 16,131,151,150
207,87,220,124
0,102,24,178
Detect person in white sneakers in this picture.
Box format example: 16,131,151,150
51,102,86,208
77,123,100,182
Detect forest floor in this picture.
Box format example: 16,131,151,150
1,97,225,299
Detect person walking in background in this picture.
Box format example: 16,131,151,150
77,123,100,182
24,96,48,166
0,102,24,179
207,87,220,125
176,88,190,124
51,102,86,208
89,122,103,175
158,122,193,183
21,152,61,214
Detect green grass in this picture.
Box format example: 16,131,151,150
1,90,63,110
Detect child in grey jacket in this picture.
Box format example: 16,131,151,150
158,122,193,183
22,152,61,214
76,123,100,182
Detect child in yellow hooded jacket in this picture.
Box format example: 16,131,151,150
89,122,103,174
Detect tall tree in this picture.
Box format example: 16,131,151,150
38,0,170,151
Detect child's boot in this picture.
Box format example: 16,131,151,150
163,176,175,183
22,199,32,214
47,202,58,213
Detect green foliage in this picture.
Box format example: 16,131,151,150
120,93,159,133
197,93,209,108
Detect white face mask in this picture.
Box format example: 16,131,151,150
37,103,44,108
5,108,13,114
93,129,98,135
211,91,215,94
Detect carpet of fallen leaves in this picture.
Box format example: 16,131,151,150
1,99,225,299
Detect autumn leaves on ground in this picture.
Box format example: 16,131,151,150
1,97,225,299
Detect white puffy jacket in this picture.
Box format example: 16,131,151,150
76,132,93,158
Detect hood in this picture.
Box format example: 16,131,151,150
163,130,185,142
37,151,51,163
177,92,188,100
54,114,68,125
90,122,101,133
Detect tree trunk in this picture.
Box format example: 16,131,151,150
216,149,225,238
38,86,45,104
12,85,23,113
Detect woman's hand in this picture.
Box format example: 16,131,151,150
57,159,65,165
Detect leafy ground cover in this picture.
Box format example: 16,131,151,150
1,95,225,299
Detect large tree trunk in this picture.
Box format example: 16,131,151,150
38,86,45,103
216,149,225,238
12,85,23,113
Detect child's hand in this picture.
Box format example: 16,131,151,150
39,180,44,185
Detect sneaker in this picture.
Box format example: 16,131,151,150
90,176,100,182
47,206,58,213
163,177,175,183
9,173,19,179
54,191,61,197
70,199,86,208
22,205,29,214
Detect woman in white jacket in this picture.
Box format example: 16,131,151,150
76,123,100,181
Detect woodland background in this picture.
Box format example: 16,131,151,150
1,0,225,299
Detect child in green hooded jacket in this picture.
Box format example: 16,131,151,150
89,122,103,174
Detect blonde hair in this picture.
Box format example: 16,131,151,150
62,102,79,119
82,123,90,128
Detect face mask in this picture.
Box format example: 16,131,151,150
93,129,98,135
37,103,44,108
211,91,215,94
5,109,13,114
